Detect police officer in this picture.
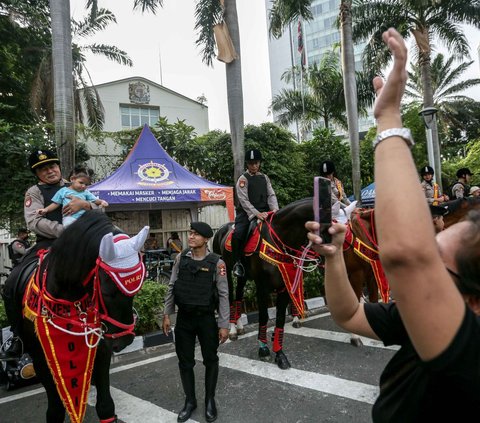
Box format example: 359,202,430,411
319,160,351,208
231,149,278,277
162,222,229,423
420,165,448,205
0,148,96,361
8,228,30,266
451,167,473,199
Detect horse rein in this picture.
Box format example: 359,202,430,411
34,249,143,348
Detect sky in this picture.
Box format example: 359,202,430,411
71,1,480,133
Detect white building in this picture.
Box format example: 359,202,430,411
80,76,209,177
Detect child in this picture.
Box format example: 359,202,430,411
37,169,108,227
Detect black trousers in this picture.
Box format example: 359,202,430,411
174,310,219,370
232,211,250,242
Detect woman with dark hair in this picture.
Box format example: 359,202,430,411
166,231,183,260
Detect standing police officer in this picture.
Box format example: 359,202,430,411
420,165,448,205
451,167,473,199
0,148,95,361
231,149,278,277
162,222,229,423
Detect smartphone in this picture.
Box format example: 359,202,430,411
313,176,332,243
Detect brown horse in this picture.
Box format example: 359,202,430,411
443,197,480,228
212,198,384,367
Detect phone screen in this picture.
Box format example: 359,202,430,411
313,176,332,243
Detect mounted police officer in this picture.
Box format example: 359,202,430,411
162,222,229,423
231,149,278,277
451,167,473,199
0,148,97,361
319,160,351,206
420,165,448,205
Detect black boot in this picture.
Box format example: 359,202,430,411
231,238,245,278
0,336,23,361
205,363,219,422
178,369,197,423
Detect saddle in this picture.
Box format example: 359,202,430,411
225,221,262,254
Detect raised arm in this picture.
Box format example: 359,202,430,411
373,29,465,360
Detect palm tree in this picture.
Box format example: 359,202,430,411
352,0,480,188
48,0,163,174
271,52,348,134
405,52,480,144
31,8,133,132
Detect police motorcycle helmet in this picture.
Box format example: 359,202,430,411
319,160,336,176
245,149,263,162
28,149,60,174
420,165,434,176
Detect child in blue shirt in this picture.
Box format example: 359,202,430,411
37,169,108,227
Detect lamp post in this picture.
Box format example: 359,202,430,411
419,107,441,187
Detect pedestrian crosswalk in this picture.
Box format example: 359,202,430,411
0,311,394,422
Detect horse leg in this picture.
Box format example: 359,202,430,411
29,349,66,423
92,342,116,421
256,283,270,360
290,301,302,329
272,290,291,370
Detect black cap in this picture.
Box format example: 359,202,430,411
190,221,213,238
320,160,336,176
456,167,473,178
420,165,434,176
430,205,448,217
245,149,262,161
29,149,60,173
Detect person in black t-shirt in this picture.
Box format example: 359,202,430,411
305,29,480,423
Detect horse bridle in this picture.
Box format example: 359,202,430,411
35,248,145,348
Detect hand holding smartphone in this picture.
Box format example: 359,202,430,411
313,176,332,244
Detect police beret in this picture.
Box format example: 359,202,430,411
190,221,213,238
429,205,448,217
29,149,60,173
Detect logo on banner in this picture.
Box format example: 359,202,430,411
203,189,226,200
137,161,170,184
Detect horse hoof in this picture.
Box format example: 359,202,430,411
292,321,302,329
229,333,238,341
350,337,363,347
275,351,291,370
258,346,270,360
237,328,245,336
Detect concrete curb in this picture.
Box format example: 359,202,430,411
115,296,326,357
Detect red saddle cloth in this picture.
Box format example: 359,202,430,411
225,224,261,255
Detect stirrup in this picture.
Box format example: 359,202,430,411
233,262,245,278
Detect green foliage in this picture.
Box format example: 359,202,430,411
0,300,8,328
133,280,167,335
303,268,324,299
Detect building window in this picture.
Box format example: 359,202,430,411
120,105,160,129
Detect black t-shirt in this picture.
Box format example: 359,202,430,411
364,302,480,423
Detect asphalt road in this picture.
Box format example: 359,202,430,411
0,309,396,423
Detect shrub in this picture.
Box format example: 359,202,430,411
0,301,8,328
133,280,168,335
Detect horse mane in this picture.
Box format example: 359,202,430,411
46,210,121,294
274,197,312,220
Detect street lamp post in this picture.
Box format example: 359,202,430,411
419,107,441,187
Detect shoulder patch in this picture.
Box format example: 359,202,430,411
25,196,32,208
218,262,226,277
239,179,246,189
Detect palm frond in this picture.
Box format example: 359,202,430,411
194,0,223,66
132,0,164,14
85,44,133,66
73,8,117,39
268,0,313,39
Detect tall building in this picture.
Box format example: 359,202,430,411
265,0,374,138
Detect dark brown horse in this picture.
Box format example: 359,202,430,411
443,197,480,228
213,198,384,367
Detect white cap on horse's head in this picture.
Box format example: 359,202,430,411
99,226,150,268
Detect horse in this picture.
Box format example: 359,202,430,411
213,198,382,368
13,210,148,423
443,197,480,228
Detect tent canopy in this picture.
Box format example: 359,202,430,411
90,125,235,219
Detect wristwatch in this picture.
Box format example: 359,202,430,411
373,128,415,149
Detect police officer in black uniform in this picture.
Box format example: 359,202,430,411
0,148,95,361
162,222,229,423
231,149,278,277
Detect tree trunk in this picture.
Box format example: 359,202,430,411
339,0,361,201
224,0,245,183
49,0,75,176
